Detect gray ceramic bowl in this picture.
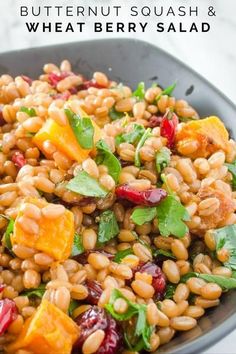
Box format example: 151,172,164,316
0,38,236,354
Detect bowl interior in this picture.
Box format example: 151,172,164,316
0,38,236,354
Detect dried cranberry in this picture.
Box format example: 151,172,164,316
11,151,26,169
116,184,167,206
137,262,166,299
72,251,90,265
0,299,18,335
48,72,73,87
160,110,178,148
21,75,32,85
97,317,123,354
74,306,108,348
149,115,163,128
86,280,103,305
78,80,107,91
74,306,122,354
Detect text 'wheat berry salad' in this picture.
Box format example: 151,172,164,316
0,61,235,354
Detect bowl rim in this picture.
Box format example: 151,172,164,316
0,37,235,113
0,37,236,354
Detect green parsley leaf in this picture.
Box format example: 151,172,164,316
114,248,134,263
95,140,121,183
156,147,171,174
132,82,145,101
225,161,236,190
105,289,153,351
20,106,36,117
164,284,176,299
21,284,46,298
68,299,79,317
213,225,236,270
98,210,119,244
131,207,157,226
181,272,236,290
4,219,14,252
156,82,176,101
109,106,124,121
0,215,14,254
156,196,190,238
115,124,145,146
65,108,94,149
66,171,108,198
71,233,84,257
134,128,152,167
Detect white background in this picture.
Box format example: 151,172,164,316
0,0,236,353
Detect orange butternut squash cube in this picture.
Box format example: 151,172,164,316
11,198,74,261
6,300,79,354
33,108,101,163
176,116,230,158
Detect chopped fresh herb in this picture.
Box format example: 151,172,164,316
213,225,236,270
21,284,46,298
20,106,36,117
153,249,176,260
0,215,14,254
134,128,152,167
156,196,190,238
71,233,84,257
66,171,108,198
130,193,189,238
156,147,171,174
131,207,156,226
164,284,176,299
98,210,119,244
132,82,145,101
114,248,134,263
105,289,153,351
65,109,94,149
68,299,79,317
109,106,124,121
96,140,121,183
156,82,176,101
4,219,14,252
115,124,145,146
225,160,236,190
181,272,236,290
